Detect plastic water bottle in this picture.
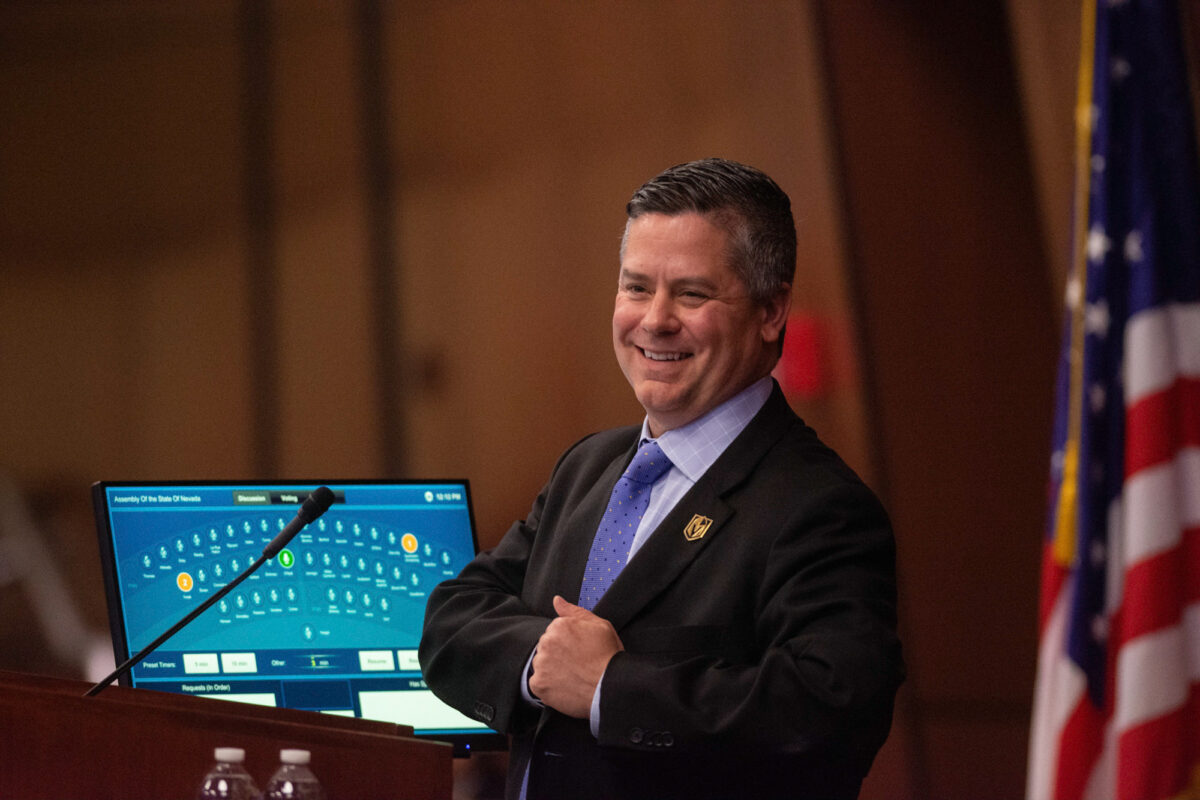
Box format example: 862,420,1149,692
197,747,261,800
263,749,326,800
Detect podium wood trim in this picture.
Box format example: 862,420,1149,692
0,670,452,799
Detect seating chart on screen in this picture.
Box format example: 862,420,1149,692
112,489,466,654
93,481,499,749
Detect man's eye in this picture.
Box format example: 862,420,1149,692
679,291,709,303
624,284,648,294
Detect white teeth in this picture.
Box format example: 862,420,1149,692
643,349,687,361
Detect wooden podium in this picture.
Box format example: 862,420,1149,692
0,670,453,799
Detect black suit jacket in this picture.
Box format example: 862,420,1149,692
420,384,903,799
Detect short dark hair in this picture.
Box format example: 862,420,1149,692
623,158,797,306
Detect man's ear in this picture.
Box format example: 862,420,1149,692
760,283,792,344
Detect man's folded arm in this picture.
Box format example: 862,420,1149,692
419,509,551,734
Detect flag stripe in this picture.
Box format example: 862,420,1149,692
1115,624,1190,730
1029,571,1087,800
1125,377,1200,476
1123,449,1200,568
1115,605,1200,797
1118,527,1200,645
1124,303,1200,404
1055,689,1107,800
1118,697,1190,800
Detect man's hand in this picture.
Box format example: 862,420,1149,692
529,595,624,719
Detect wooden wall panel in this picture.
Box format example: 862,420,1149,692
817,3,1057,797
272,5,381,478
1006,0,1081,297
0,5,255,482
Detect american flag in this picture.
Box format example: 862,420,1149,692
1027,1,1200,799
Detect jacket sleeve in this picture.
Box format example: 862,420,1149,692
418,428,625,735
418,482,552,735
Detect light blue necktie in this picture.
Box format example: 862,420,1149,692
578,440,673,610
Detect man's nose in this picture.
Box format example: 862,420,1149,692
641,293,681,335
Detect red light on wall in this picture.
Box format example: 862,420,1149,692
774,313,826,399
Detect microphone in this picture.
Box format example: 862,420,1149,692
263,486,336,558
85,486,337,697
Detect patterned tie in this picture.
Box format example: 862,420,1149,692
578,440,673,610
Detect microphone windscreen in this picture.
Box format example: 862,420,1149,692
301,486,336,522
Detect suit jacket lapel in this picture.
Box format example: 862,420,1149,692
593,385,796,629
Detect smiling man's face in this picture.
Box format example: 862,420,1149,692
612,211,789,437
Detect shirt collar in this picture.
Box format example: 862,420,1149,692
639,376,774,482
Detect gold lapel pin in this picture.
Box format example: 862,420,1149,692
683,514,713,542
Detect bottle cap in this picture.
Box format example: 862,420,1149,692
279,749,311,765
214,747,246,763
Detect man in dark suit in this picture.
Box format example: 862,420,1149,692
420,158,903,799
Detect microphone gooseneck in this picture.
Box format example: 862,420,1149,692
84,486,336,697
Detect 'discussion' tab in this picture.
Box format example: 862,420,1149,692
233,491,272,505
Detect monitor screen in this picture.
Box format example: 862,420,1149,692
92,479,504,755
